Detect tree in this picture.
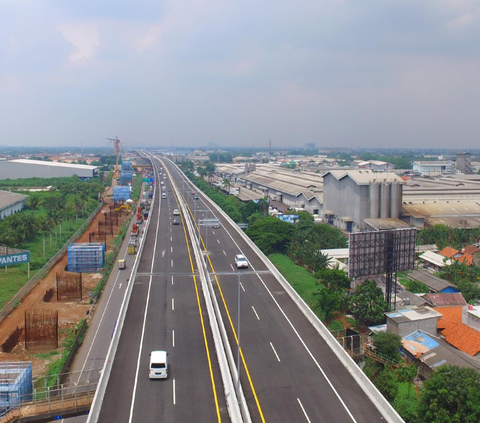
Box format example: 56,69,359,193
374,369,400,402
418,365,480,423
182,159,194,172
246,217,294,254
349,279,389,325
371,331,402,363
315,268,351,293
315,288,340,321
25,194,42,211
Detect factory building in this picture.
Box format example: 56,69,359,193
412,161,453,177
0,190,28,221
456,152,473,174
0,159,98,180
322,170,404,232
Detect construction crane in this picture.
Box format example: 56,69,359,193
107,136,121,179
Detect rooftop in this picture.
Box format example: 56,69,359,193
419,251,452,268
0,190,28,211
408,270,455,292
364,218,413,231
9,159,98,170
435,307,480,356
438,247,460,258
323,170,404,185
386,307,442,324
423,293,467,307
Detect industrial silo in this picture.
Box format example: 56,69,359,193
390,182,402,218
369,182,380,218
380,182,390,218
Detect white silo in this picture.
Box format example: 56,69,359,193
380,182,390,218
369,182,380,218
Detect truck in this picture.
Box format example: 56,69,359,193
131,223,139,237
128,238,137,255
118,259,126,270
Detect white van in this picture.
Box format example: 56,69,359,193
149,350,168,379
162,193,167,199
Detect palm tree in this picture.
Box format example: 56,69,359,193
21,212,38,242
25,195,42,211
222,178,233,193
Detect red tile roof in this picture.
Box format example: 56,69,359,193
456,254,474,266
463,245,480,255
438,247,460,258
435,307,480,356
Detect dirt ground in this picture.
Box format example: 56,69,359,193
0,185,131,376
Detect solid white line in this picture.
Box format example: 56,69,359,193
172,330,175,347
252,306,260,320
297,398,312,423
270,342,281,362
240,282,245,292
222,220,357,422
128,218,161,423
172,298,175,311
173,378,176,405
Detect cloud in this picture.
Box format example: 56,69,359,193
57,22,100,66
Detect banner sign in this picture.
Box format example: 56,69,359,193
0,252,30,268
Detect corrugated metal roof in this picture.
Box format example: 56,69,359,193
423,293,467,307
419,251,452,267
323,170,404,185
0,190,28,210
408,270,454,292
11,159,98,170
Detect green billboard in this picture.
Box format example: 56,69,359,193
0,252,30,268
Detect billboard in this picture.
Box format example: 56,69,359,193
348,228,416,279
0,251,30,268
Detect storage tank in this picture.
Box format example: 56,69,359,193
390,183,401,218
369,182,380,218
380,183,390,218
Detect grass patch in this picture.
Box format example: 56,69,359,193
35,350,60,359
345,317,356,326
268,253,323,318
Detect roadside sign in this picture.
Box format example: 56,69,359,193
0,251,30,268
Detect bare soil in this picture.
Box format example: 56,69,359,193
0,185,131,376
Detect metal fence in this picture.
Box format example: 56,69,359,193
0,203,103,324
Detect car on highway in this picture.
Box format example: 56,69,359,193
149,350,168,379
168,187,172,191
191,191,195,195
172,218,179,225
235,254,249,269
173,209,180,216
194,195,199,200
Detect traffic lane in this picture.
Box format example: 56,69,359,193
213,271,358,423
257,273,386,422
97,274,151,423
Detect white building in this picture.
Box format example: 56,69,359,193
0,159,99,180
412,161,453,177
0,190,28,221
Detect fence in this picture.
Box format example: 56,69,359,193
0,203,104,324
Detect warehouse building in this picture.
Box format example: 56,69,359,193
0,190,28,221
0,159,98,180
322,170,404,232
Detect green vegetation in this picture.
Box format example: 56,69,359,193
438,260,480,303
371,332,402,363
417,224,480,250
401,279,429,294
348,279,389,325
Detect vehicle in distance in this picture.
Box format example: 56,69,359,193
173,209,180,216
172,218,179,225
162,193,167,199
235,254,248,268
168,187,172,191
194,195,199,200
149,350,168,379
118,259,126,270
191,192,195,195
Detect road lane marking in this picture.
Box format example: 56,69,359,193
212,231,215,235
217,239,220,244
172,298,175,311
297,398,311,423
172,330,175,347
252,306,260,320
171,276,174,285
119,283,122,289
171,236,173,242
173,377,176,405
230,264,234,271
171,246,173,253
162,249,165,257
171,259,174,267
223,250,226,256
240,282,245,292
128,194,161,423
270,342,281,362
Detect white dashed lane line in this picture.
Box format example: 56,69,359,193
270,342,281,362
252,306,260,320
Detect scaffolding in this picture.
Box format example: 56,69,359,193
122,161,132,171
119,172,133,186
0,362,32,410
67,243,105,273
112,186,131,202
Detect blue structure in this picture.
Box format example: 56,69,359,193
0,362,32,411
113,186,131,202
68,243,105,273
119,172,133,186
122,161,132,171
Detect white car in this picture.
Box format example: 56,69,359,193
235,254,248,269
173,209,180,216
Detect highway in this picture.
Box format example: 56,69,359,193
162,158,387,423
97,160,229,423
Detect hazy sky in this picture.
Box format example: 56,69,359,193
1,1,480,150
